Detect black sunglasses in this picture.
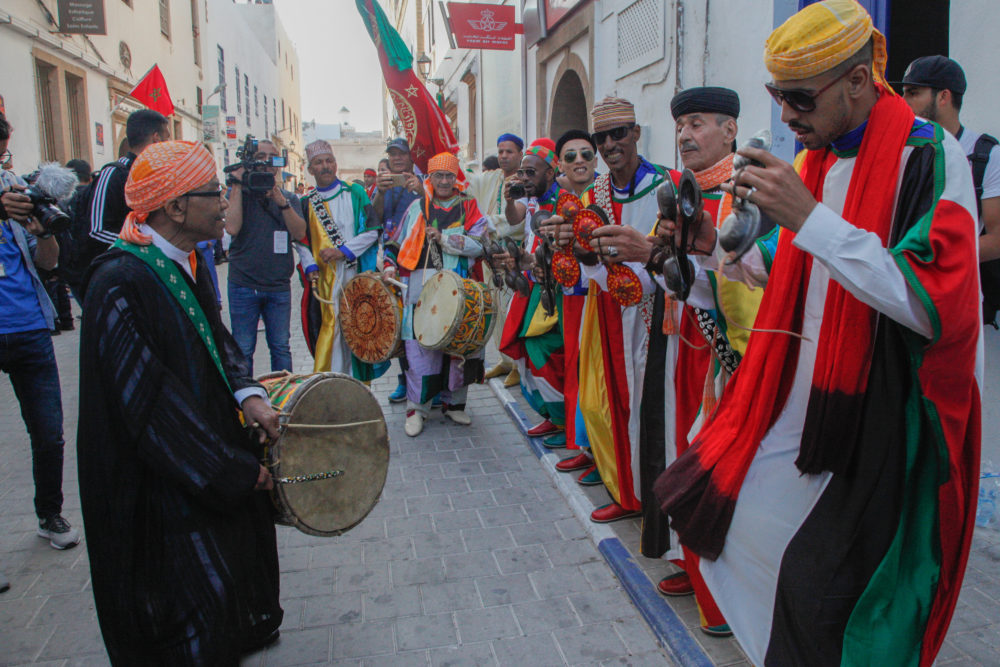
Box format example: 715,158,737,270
591,124,635,146
764,68,851,113
516,167,541,178
562,149,595,163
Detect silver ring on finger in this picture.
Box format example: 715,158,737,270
607,246,619,258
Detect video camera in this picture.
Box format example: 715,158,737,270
224,135,287,194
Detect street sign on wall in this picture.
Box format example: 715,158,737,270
57,0,107,35
202,106,220,143
447,3,517,51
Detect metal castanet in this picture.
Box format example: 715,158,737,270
719,129,774,263
258,371,389,537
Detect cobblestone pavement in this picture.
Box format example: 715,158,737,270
0,266,670,666
2,264,999,666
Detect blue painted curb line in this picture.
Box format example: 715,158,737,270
488,378,715,667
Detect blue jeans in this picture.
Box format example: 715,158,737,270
227,284,292,376
0,329,65,518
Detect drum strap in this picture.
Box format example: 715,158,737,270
308,189,356,267
113,239,233,393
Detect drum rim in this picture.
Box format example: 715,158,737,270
262,371,389,537
339,273,404,365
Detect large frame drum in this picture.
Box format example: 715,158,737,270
412,271,497,358
339,273,404,364
259,372,389,537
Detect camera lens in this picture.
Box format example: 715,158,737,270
509,183,526,199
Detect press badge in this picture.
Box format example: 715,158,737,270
273,231,288,254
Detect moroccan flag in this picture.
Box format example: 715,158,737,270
356,0,460,174
129,65,175,117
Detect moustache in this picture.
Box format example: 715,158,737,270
680,141,699,152
787,122,812,133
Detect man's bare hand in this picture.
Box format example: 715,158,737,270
426,226,442,244
590,225,654,263
242,395,280,444
721,147,817,232
2,187,33,222
539,214,574,248
319,247,345,263
503,177,522,201
656,209,716,256
376,173,395,191
404,174,422,194
382,265,398,281
255,464,274,491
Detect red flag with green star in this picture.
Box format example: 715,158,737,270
356,0,459,174
129,65,175,117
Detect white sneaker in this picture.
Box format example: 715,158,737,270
445,409,471,426
37,514,81,550
405,412,424,437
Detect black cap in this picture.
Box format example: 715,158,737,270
386,137,410,153
897,56,967,95
670,87,740,121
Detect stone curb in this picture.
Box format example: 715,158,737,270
487,378,714,667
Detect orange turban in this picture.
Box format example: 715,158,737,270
120,141,217,244
427,151,460,176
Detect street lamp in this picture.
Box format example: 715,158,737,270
205,82,226,103
417,52,432,80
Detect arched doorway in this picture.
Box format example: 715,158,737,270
549,70,588,141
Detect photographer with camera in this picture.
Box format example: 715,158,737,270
225,137,306,375
0,116,80,594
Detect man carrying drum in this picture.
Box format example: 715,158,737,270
77,141,283,663
383,152,489,437
301,139,382,377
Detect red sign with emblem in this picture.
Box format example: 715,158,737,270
447,3,517,51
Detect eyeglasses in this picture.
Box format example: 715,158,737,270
764,68,851,113
591,124,635,146
184,187,224,198
0,150,11,163
430,172,457,181
561,149,594,163
516,168,540,178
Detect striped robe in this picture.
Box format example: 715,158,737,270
688,119,981,666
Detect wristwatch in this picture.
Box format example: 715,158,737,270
278,202,291,211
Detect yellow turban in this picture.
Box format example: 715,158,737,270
120,140,217,244
764,0,891,92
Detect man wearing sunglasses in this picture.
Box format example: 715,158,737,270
655,2,981,664
571,97,674,527
497,144,575,449
555,130,598,197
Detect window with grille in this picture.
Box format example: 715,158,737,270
235,67,241,113
35,61,58,161
217,46,227,111
616,0,665,79
281,99,285,129
272,99,277,137
254,86,259,118
264,94,269,136
65,73,87,159
159,0,171,39
244,74,250,126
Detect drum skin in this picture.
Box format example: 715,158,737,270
259,372,389,537
412,271,497,358
339,273,404,364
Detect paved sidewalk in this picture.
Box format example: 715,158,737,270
0,266,670,666
2,264,1000,665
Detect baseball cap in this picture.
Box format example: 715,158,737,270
896,56,967,95
386,137,410,153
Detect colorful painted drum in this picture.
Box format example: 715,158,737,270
412,271,497,358
258,371,389,537
339,273,404,364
